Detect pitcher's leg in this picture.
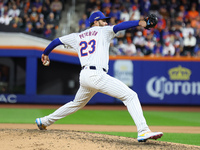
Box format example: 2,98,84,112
41,86,97,126
98,74,150,134
123,94,150,134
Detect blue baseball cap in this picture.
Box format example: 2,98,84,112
89,11,110,25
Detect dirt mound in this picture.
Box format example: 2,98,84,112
0,128,200,150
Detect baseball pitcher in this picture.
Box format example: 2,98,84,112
36,11,162,142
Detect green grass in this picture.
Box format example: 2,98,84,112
144,111,200,126
0,108,199,126
89,132,200,146
0,108,200,146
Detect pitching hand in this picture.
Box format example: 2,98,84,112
41,54,50,66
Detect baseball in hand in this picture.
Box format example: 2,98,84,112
43,60,50,66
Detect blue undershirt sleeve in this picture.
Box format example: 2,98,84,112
113,20,140,33
43,38,63,55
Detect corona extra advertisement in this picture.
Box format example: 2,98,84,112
136,62,200,105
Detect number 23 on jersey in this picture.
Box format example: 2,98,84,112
79,39,96,57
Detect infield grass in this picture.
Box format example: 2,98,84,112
0,108,200,146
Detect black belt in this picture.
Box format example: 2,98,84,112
82,66,106,72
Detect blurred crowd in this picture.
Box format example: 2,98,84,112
1,0,200,57
79,0,200,57
0,0,64,39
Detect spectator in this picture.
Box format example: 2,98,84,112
95,0,102,10
0,13,12,25
162,38,175,56
45,12,58,37
149,0,159,14
41,5,50,20
102,0,112,10
90,6,100,17
25,22,33,32
44,23,52,38
8,4,20,18
174,41,182,57
182,23,194,38
1,5,9,17
191,15,200,29
38,14,45,27
112,0,122,10
30,6,38,22
170,0,179,13
162,27,171,42
129,5,140,20
187,3,199,21
79,23,86,32
45,12,57,29
10,16,23,28
124,31,133,44
173,31,183,47
141,0,151,16
79,14,89,29
120,8,130,22
195,28,200,45
133,31,146,53
153,42,163,56
109,16,116,25
195,49,200,57
194,43,200,57
159,4,170,20
169,0,178,21
33,22,43,34
159,0,169,11
109,7,120,21
117,40,126,55
32,0,43,13
23,0,31,14
102,6,111,17
50,0,62,20
0,0,3,13
132,0,140,8
85,0,96,17
21,12,30,28
182,32,197,56
43,0,51,11
32,14,45,34
123,0,133,11
177,5,187,22
124,39,137,56
144,33,156,55
180,0,190,11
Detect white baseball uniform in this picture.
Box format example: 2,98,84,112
41,26,150,134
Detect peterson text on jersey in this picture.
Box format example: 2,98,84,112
79,30,98,39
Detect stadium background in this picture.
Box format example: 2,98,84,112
0,0,200,149
0,0,200,106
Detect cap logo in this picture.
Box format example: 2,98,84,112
95,16,100,20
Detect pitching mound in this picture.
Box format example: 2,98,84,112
1,128,200,150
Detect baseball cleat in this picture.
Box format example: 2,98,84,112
35,118,47,130
137,131,163,142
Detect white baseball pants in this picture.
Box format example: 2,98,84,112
43,68,150,134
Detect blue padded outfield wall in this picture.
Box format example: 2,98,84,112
0,47,200,105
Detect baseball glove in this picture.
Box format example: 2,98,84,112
144,14,158,29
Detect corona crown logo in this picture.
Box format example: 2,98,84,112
168,65,191,80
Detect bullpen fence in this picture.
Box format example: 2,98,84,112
0,46,200,105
